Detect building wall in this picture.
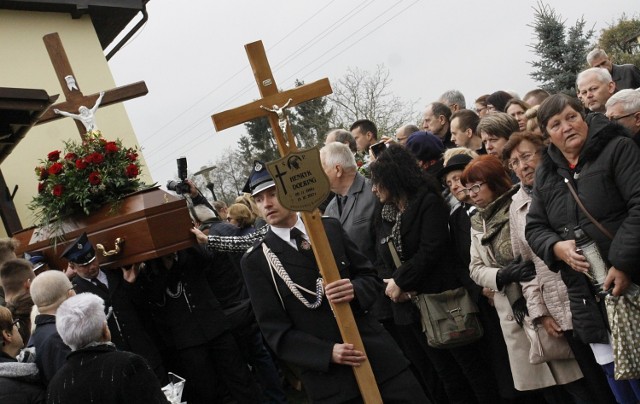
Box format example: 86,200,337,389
1,9,153,237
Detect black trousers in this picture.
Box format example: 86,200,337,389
178,331,261,404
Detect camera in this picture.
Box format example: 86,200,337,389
166,157,191,195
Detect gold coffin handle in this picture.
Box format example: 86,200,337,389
96,238,125,257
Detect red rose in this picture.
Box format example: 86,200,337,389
105,142,119,154
37,182,45,193
36,166,48,180
47,150,60,161
64,152,78,160
356,160,363,167
76,159,88,170
125,164,139,178
88,171,101,185
52,184,63,197
87,152,104,164
99,138,107,146
126,152,138,161
48,162,63,175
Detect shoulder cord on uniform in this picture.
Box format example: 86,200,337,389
261,243,324,309
206,224,270,252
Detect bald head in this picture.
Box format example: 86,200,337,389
31,270,74,313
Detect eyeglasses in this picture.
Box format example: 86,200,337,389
609,112,638,122
508,151,538,170
12,319,21,330
460,182,486,196
475,107,486,114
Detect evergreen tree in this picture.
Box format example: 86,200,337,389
597,15,640,67
529,2,594,95
290,79,333,148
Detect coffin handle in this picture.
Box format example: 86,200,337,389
96,238,125,257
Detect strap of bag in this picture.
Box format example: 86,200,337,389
564,178,614,240
446,290,466,332
387,240,403,269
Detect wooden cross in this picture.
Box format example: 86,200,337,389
212,41,382,403
36,32,148,138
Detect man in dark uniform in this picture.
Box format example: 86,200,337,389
62,232,166,383
238,162,428,403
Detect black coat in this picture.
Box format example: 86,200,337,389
72,270,164,374
526,113,640,343
27,315,70,385
46,344,168,404
241,217,410,403
0,353,45,404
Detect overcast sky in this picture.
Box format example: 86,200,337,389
108,0,637,185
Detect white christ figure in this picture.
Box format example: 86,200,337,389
54,91,105,132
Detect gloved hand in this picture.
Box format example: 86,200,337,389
496,256,536,289
511,296,529,327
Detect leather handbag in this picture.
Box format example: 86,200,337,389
522,319,574,364
388,240,483,349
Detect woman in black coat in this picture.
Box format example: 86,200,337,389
525,93,640,403
371,145,498,404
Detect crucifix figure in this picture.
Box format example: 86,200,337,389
37,32,148,139
54,91,104,132
260,98,292,144
211,40,383,403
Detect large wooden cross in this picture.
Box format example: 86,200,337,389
212,41,382,403
36,32,148,138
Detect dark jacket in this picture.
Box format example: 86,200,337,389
241,217,410,403
27,315,70,385
611,63,640,91
72,270,165,376
526,113,640,343
46,344,168,404
0,352,45,404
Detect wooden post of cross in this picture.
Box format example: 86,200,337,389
212,40,382,403
36,32,148,139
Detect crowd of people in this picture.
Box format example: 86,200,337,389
1,48,640,403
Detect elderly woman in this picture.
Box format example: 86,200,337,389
47,294,168,404
463,154,584,399
0,306,44,404
503,132,613,403
372,145,497,404
526,93,640,403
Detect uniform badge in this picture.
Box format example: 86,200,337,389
254,162,263,172
300,240,311,250
77,243,83,249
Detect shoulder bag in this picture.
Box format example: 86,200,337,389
566,178,640,380
388,240,483,349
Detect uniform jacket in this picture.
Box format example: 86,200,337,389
241,217,410,403
525,114,640,344
46,344,168,404
27,315,70,385
0,352,45,404
72,270,164,374
470,186,581,390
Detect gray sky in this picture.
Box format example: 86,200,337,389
109,0,636,185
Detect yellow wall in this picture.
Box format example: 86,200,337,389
1,10,153,237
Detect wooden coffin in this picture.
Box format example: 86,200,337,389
13,187,196,270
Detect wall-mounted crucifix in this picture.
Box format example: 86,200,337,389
36,32,148,139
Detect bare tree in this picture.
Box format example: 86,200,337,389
329,65,418,137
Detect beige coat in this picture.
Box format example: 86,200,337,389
470,188,582,391
509,186,573,330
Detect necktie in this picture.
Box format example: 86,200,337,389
91,277,109,293
290,227,315,262
337,195,348,216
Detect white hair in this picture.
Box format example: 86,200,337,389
606,89,640,113
587,48,608,65
191,204,218,223
319,142,357,171
30,270,72,310
439,90,467,109
577,67,613,86
56,293,106,350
